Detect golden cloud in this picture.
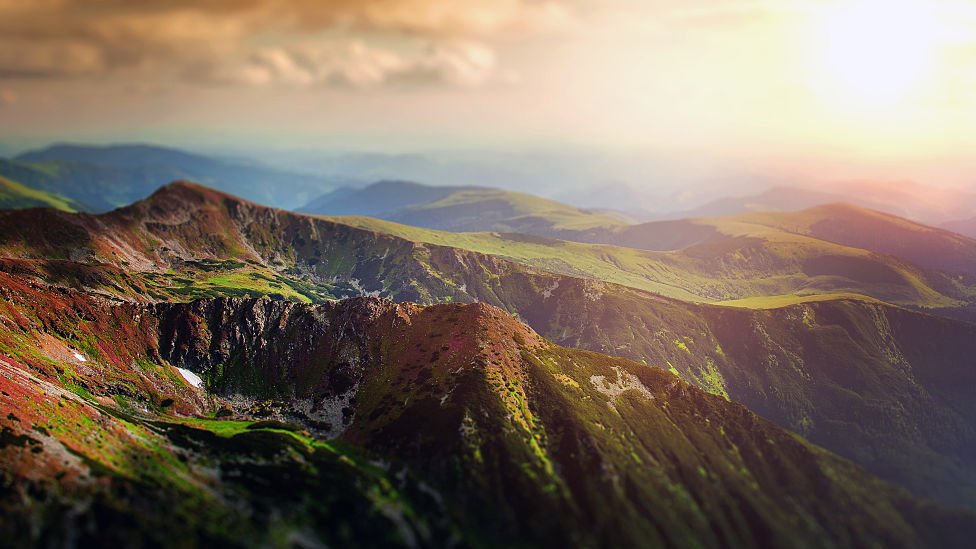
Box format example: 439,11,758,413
0,0,572,86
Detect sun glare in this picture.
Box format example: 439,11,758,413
807,0,946,110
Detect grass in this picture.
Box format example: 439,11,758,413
151,266,318,303
714,292,889,309
410,188,627,231
0,175,81,212
329,215,970,309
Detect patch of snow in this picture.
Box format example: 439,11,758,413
176,367,203,388
72,352,87,363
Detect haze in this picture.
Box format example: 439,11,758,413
2,0,975,188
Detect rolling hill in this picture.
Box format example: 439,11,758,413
2,279,974,546
300,180,628,235
2,181,976,510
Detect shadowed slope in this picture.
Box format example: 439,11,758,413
1,285,974,547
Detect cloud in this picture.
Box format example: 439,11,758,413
669,1,792,28
214,41,499,88
0,0,571,87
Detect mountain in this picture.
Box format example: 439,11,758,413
593,203,976,275
727,204,976,277
828,180,976,225
300,180,628,235
3,181,976,511
683,181,976,226
679,186,852,218
555,181,665,217
340,209,976,314
2,276,974,546
16,143,229,170
1,144,358,211
300,182,976,313
300,180,472,216
0,175,85,211
6,180,974,313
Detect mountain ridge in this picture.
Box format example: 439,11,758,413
3,180,976,509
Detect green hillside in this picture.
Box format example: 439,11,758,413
730,204,976,276
335,212,976,312
0,175,84,211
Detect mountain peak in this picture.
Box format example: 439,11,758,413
143,179,254,210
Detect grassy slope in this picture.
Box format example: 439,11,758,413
0,175,83,212
306,183,976,311
731,203,976,276
391,186,628,232
300,181,628,234
2,290,973,547
516,283,976,508
335,213,971,309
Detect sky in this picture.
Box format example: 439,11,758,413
1,0,976,186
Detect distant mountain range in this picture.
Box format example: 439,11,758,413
6,142,976,237
0,143,360,212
